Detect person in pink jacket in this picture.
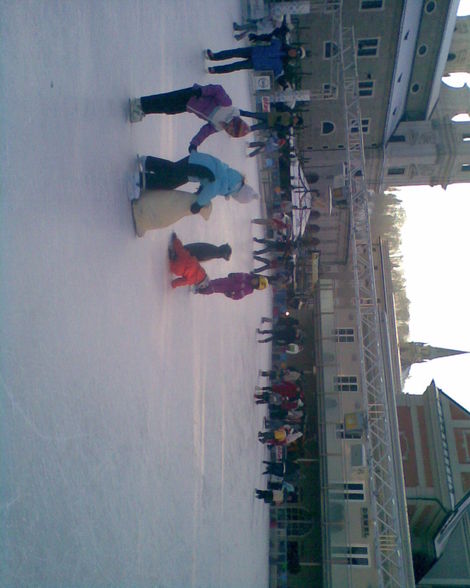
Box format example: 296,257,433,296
196,273,268,300
129,84,250,150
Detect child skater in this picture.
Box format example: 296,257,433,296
168,233,210,291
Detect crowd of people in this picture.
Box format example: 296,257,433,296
127,17,315,513
254,349,308,507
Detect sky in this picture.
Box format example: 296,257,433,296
397,0,470,411
399,186,470,409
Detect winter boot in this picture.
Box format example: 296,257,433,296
136,154,146,191
129,98,144,123
127,173,141,202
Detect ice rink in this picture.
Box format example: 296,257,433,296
0,2,273,586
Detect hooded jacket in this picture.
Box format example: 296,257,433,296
251,39,287,78
169,235,207,288
199,272,256,300
186,84,240,147
188,152,243,207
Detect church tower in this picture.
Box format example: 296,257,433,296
399,341,468,376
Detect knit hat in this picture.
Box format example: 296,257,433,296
225,117,250,138
257,276,269,290
232,184,259,203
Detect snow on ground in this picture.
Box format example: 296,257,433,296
0,2,272,586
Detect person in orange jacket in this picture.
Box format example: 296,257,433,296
168,233,211,290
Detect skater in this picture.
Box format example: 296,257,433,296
267,480,296,493
129,84,250,149
257,324,303,345
233,14,291,42
258,426,302,446
263,460,300,477
246,134,286,157
239,109,303,133
204,40,306,89
184,242,232,262
258,381,303,400
251,213,291,233
254,391,283,405
261,315,299,327
253,254,293,275
196,273,268,300
255,488,287,505
137,152,258,214
259,365,303,383
131,188,213,237
168,233,210,290
253,237,295,256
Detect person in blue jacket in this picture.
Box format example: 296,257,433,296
137,152,258,214
204,40,306,89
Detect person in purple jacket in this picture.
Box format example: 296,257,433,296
197,273,268,300
204,41,306,89
129,84,250,151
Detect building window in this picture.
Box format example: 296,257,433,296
336,424,362,439
425,1,436,13
361,508,370,537
463,134,470,142
418,44,428,56
334,376,358,392
462,164,470,172
332,545,369,566
321,121,336,135
357,38,379,57
350,444,365,467
360,0,384,9
387,167,405,175
448,52,456,61
351,118,370,133
335,328,354,342
330,482,365,501
389,134,406,142
324,41,338,59
322,83,338,100
358,80,374,97
411,83,421,93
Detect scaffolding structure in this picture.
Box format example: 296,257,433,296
339,24,413,588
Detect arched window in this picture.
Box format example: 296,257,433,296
324,41,338,59
321,121,335,135
452,113,470,122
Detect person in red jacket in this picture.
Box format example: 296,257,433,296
168,233,210,290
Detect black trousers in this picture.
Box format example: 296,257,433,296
184,243,227,261
143,156,214,190
140,87,195,115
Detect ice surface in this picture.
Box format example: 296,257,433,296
0,2,272,586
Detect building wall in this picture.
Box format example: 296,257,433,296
443,15,470,74
396,383,470,563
